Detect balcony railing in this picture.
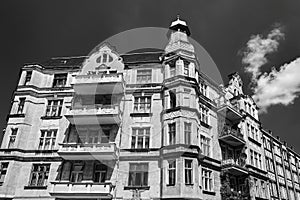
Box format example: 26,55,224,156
57,142,118,160
65,105,121,125
221,158,248,175
218,101,242,122
50,181,113,199
219,125,245,146
72,73,124,95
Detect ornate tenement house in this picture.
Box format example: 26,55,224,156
0,17,300,200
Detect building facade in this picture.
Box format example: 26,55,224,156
0,17,300,200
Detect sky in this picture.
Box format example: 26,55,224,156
1,0,300,152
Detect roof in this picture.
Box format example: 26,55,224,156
40,56,87,69
121,52,163,64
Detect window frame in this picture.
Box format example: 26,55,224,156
38,129,57,150
136,69,152,83
45,99,63,117
202,167,213,191
168,123,176,145
52,73,67,88
28,164,50,187
184,159,193,185
24,71,32,85
0,162,9,184
131,127,150,149
8,128,18,148
128,163,149,187
133,96,151,113
167,160,176,186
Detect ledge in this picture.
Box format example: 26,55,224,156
124,186,150,190
130,113,153,117
203,190,216,195
8,113,25,118
24,185,47,190
41,116,62,120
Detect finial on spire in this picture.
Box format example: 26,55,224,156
177,14,180,20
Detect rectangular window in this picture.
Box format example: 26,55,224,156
134,96,151,113
94,163,107,183
17,98,26,114
281,186,287,199
277,165,284,176
170,64,176,77
24,71,32,85
254,152,258,167
8,128,18,148
199,104,209,124
272,182,278,197
168,123,176,145
29,164,50,186
38,130,57,150
250,150,254,165
169,90,176,108
70,162,83,182
0,162,9,184
45,99,63,117
200,135,210,157
168,160,176,186
286,170,292,180
184,159,193,185
258,154,262,169
202,168,213,191
128,163,148,187
53,73,67,87
200,83,207,96
137,69,152,83
183,62,189,76
131,127,150,149
184,122,191,144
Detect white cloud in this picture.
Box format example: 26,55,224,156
253,58,300,112
242,26,284,80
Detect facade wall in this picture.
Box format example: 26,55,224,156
0,19,300,200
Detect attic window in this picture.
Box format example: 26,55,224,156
97,53,113,64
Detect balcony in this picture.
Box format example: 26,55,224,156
65,105,121,125
49,181,113,199
72,73,124,95
218,102,242,123
219,125,245,146
57,143,118,160
221,159,248,176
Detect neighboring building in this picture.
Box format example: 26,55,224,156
0,16,299,200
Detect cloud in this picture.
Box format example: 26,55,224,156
242,25,284,80
253,58,300,112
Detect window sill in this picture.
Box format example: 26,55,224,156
8,113,25,118
126,148,151,152
203,190,216,195
124,186,150,190
24,185,47,190
130,113,152,117
166,184,175,187
185,183,194,186
41,116,62,120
